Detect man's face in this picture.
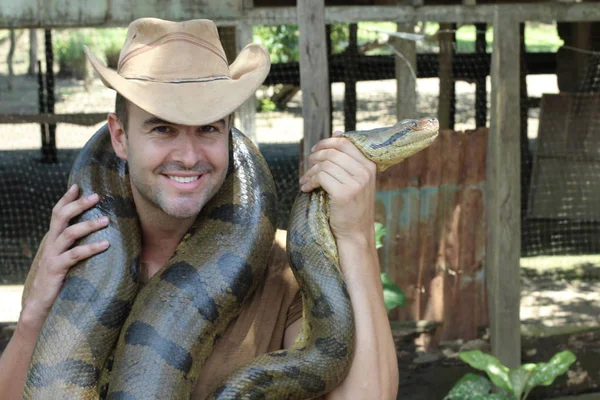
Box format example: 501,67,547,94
110,103,230,220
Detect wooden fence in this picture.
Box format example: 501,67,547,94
376,128,488,342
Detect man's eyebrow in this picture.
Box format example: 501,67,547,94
143,117,174,128
143,117,226,129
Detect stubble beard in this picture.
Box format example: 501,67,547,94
129,165,227,220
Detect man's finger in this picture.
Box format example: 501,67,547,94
304,148,369,181
47,184,80,238
312,136,370,167
55,216,110,252
301,169,346,194
301,159,355,190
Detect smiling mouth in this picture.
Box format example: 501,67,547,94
166,175,201,183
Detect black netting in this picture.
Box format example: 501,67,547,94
0,21,599,286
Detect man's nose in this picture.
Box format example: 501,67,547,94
172,133,204,168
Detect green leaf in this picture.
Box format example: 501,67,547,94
508,364,536,398
381,273,405,312
374,222,387,249
473,394,514,400
459,351,512,392
444,373,491,399
525,350,576,390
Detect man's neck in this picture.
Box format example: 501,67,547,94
134,198,196,276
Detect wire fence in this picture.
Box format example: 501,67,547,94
0,20,598,290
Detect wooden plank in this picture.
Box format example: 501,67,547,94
475,23,488,128
472,129,489,330
235,20,258,143
343,23,358,132
297,0,331,173
415,135,441,349
437,24,454,130
455,129,487,340
4,3,600,29
0,113,107,126
486,9,521,369
437,130,466,340
405,149,426,319
394,23,417,122
248,4,600,24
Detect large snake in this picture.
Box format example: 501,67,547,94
23,117,439,399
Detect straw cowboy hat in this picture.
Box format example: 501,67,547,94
84,18,271,126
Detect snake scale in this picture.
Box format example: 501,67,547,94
23,117,439,399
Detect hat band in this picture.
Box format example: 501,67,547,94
122,74,232,84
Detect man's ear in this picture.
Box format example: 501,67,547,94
107,113,127,160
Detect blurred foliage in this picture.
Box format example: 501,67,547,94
53,28,126,79
252,23,350,63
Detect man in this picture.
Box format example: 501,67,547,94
0,18,398,399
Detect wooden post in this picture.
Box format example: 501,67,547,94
395,23,417,121
235,21,258,143
7,29,15,91
519,23,532,217
475,23,487,128
298,0,331,173
28,29,38,76
438,24,454,130
344,23,358,132
487,9,521,369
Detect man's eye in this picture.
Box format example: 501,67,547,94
200,125,218,133
153,126,172,134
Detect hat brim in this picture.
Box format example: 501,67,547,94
84,44,270,126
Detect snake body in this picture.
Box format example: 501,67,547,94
23,118,439,399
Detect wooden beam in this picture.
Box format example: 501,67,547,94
245,4,600,25
343,23,358,132
394,23,417,121
4,3,600,29
235,20,258,144
297,0,330,173
475,23,487,128
437,24,454,130
486,8,521,370
0,113,107,126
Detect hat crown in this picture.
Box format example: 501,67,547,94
117,18,230,82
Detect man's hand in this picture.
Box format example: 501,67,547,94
21,184,110,330
299,131,377,247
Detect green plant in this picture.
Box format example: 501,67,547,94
445,350,577,400
256,97,277,112
54,31,91,79
253,25,299,63
374,222,406,313
99,28,127,69
381,272,405,313
374,222,386,249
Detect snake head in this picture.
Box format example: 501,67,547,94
341,118,439,172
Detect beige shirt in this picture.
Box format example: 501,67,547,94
22,229,304,399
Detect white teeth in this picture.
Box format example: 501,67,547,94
168,176,200,183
